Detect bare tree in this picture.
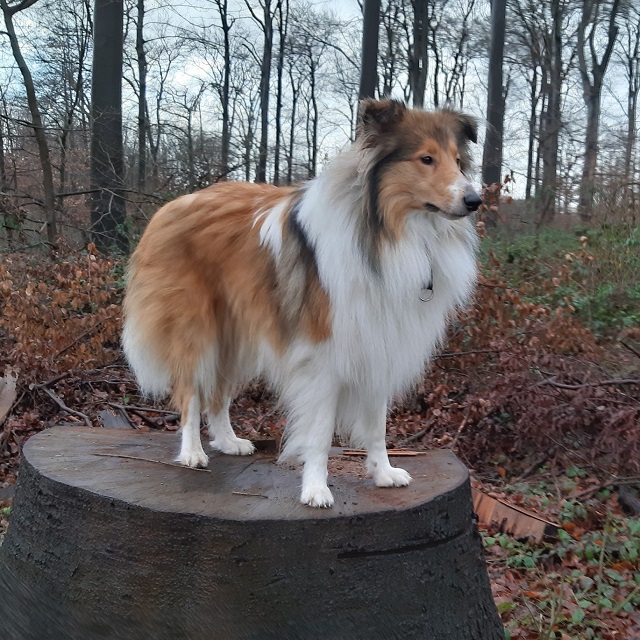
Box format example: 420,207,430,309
359,0,380,99
619,2,640,209
379,0,406,98
482,0,506,189
510,0,547,199
576,0,621,222
136,0,147,192
245,0,280,183
90,0,127,253
37,0,93,207
212,0,233,179
409,0,428,107
538,0,564,225
1,0,57,243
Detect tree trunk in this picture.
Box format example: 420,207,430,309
273,0,288,185
136,0,147,193
577,90,600,222
248,0,276,184
538,0,562,226
359,0,380,99
308,50,318,179
409,0,428,108
1,0,57,244
622,8,640,208
215,0,231,179
525,66,538,200
90,0,127,253
576,0,620,223
244,119,254,182
481,0,506,190
0,109,6,192
287,65,298,185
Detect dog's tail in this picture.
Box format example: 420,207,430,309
121,309,172,399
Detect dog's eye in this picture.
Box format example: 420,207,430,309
456,158,462,168
420,156,433,165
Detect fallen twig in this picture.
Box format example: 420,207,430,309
33,371,72,389
571,476,640,501
107,402,178,428
54,314,117,358
232,491,268,498
620,340,640,360
448,408,471,451
39,387,91,427
517,448,557,481
434,349,499,359
400,427,429,445
93,452,211,472
107,402,178,418
538,377,640,390
341,449,427,457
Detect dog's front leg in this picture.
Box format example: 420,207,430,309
281,376,339,508
358,401,412,488
177,395,209,468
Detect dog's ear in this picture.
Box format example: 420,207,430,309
357,99,406,140
457,113,478,144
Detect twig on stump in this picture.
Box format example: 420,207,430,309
93,452,211,472
341,449,427,457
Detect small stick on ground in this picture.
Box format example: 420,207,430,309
620,340,640,360
571,476,640,501
448,408,471,451
39,387,91,427
538,377,640,390
342,449,427,457
54,314,117,358
232,491,268,498
94,452,211,472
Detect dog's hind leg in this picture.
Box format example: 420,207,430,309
281,374,339,508
176,394,209,468
207,396,255,456
351,398,412,488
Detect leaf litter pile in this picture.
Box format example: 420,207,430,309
0,239,639,639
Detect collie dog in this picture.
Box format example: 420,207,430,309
122,99,480,507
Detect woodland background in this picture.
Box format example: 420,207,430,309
0,0,639,638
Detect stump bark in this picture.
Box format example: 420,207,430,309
0,427,504,640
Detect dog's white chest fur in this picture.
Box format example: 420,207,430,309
262,171,478,401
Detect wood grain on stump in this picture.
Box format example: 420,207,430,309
0,426,503,640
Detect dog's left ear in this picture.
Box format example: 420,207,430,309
357,99,407,140
457,113,478,144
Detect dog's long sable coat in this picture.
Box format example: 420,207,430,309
122,99,481,507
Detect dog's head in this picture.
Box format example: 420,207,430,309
357,99,481,228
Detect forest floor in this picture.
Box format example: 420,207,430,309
0,222,639,639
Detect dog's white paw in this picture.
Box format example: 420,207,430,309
373,466,412,488
301,484,335,508
177,449,209,468
209,437,256,456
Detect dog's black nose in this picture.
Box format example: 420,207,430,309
463,192,482,212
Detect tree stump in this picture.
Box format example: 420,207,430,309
0,427,504,640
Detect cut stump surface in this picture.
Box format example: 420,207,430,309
0,426,504,640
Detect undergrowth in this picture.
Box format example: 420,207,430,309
485,472,640,639
481,224,640,338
